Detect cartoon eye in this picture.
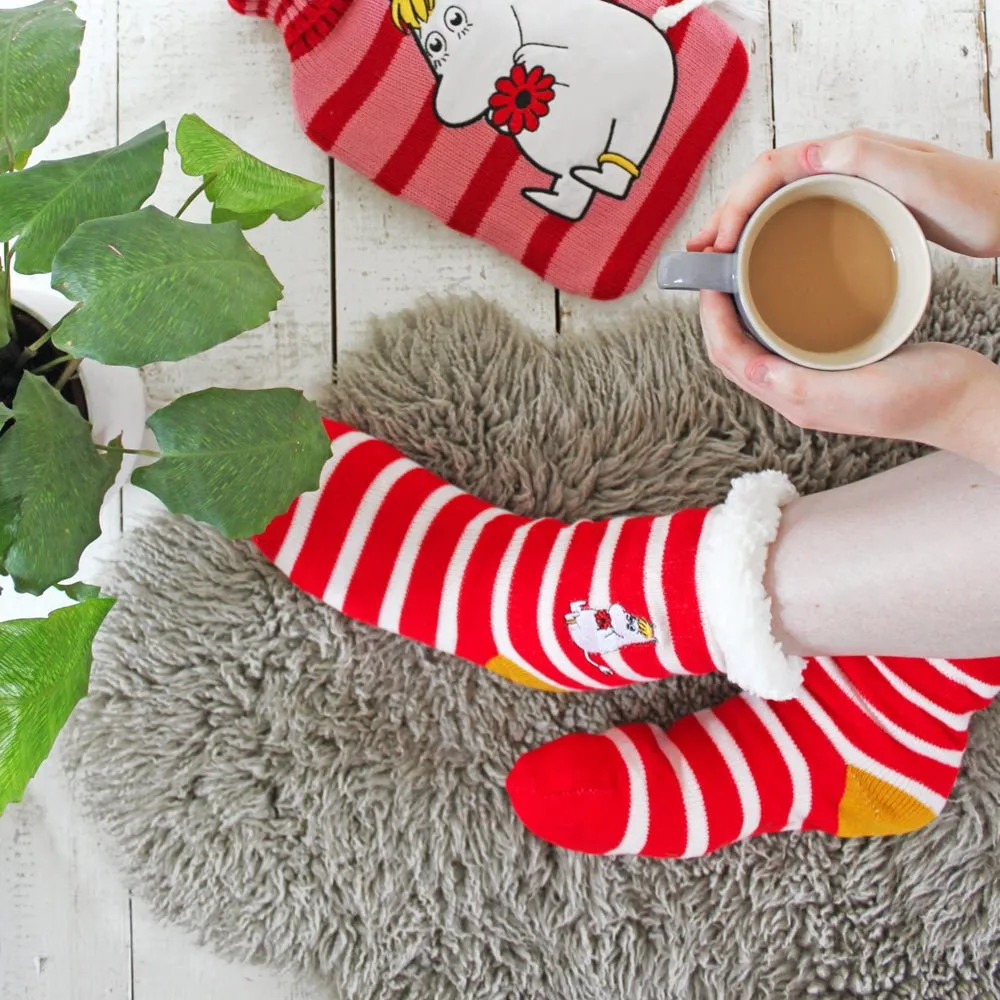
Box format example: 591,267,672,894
424,31,447,57
443,6,467,30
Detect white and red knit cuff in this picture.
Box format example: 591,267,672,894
697,470,806,701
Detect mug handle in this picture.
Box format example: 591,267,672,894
657,252,738,293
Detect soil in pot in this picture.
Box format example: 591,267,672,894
0,304,88,425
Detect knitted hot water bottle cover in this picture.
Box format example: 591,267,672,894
227,0,748,298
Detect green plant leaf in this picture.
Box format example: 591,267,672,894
50,206,283,366
0,401,11,422
55,580,102,601
0,496,21,569
0,596,114,815
0,373,120,594
0,272,10,349
176,114,324,230
0,1,85,173
0,122,168,274
133,387,330,538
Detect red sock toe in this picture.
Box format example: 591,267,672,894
506,732,631,855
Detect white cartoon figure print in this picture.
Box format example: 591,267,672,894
564,600,656,675
391,0,677,221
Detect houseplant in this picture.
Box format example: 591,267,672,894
0,0,333,815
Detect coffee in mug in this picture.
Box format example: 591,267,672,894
657,175,931,371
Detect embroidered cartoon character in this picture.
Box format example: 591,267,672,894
391,0,677,221
564,600,656,674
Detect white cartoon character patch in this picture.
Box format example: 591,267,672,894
565,600,656,675
393,0,677,221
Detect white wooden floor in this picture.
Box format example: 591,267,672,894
2,0,999,996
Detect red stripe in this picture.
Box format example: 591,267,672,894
767,694,844,834
254,497,299,561
306,10,404,151
375,91,442,196
272,0,294,25
448,135,522,236
551,520,636,687
661,507,716,675
504,519,589,687
287,0,352,60
622,723,686,857
806,663,958,795
254,418,350,560
453,514,528,667
397,493,494,647
591,39,748,299
941,656,1000,689
674,711,743,853
603,516,663,680
714,696,793,839
521,215,575,282
338,467,442,625
833,656,969,752
288,439,400,598
665,14,691,51
876,657,992,715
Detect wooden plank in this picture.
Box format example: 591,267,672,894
770,0,992,278
0,3,132,999
560,8,774,332
334,165,558,353
983,0,999,278
0,758,131,1000
130,900,328,1000
117,1,335,408
114,3,338,997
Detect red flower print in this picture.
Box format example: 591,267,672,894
488,64,556,135
594,609,613,632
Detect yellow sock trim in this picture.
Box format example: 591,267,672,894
484,655,565,692
598,152,640,178
837,766,937,837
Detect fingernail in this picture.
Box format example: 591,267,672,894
747,362,772,386
804,143,824,172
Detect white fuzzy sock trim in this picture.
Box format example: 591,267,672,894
698,471,805,701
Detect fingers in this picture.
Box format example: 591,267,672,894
689,129,946,254
699,291,870,433
711,145,816,250
687,205,721,251
804,132,930,206
699,291,781,390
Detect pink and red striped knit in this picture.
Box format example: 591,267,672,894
254,419,1000,857
227,0,747,298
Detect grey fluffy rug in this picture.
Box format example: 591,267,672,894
66,272,1000,999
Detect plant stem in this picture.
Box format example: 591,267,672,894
2,242,13,338
31,353,73,375
54,358,81,392
175,182,207,219
96,443,160,458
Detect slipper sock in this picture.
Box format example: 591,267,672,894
254,419,804,696
507,654,1000,855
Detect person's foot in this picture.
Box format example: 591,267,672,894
507,654,1000,856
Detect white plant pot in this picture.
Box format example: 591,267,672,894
0,273,148,622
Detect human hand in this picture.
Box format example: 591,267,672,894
701,291,1000,470
688,129,1000,258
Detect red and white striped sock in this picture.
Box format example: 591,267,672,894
507,653,1000,856
254,420,804,696
226,0,747,299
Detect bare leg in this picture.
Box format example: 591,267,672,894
766,450,1000,657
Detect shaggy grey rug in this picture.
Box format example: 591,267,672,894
66,272,1000,999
